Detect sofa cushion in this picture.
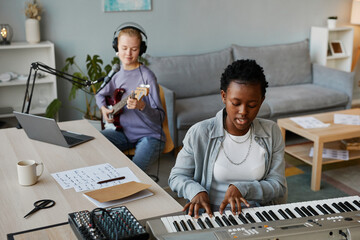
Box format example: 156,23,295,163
176,94,271,130
313,63,355,109
146,47,233,99
265,84,349,118
232,40,312,87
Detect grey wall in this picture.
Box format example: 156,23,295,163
0,0,357,121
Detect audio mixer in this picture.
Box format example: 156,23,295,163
68,206,149,240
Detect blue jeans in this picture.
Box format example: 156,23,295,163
101,129,164,171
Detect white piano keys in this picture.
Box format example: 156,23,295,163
185,214,200,230
160,216,176,233
201,213,216,228
160,195,360,234
225,210,243,225
243,207,263,223
177,215,189,231
172,216,183,231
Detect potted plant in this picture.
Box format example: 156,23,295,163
46,55,120,122
24,0,43,43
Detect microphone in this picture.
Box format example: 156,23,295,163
91,63,120,87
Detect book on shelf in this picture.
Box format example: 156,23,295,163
341,138,360,150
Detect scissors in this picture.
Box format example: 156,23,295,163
24,199,56,218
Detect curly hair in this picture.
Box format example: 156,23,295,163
220,59,268,97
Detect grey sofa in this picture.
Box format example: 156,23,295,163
146,40,355,148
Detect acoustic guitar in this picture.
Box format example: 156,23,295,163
104,85,150,130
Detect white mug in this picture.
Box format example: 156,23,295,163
17,160,44,186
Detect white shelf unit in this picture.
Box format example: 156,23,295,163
310,26,354,72
0,41,57,126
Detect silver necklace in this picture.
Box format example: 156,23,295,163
222,126,253,165
226,129,251,144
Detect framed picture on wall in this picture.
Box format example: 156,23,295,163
103,0,152,12
329,40,346,57
327,43,332,56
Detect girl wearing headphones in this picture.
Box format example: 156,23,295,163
95,23,165,171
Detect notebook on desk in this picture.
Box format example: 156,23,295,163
14,111,94,148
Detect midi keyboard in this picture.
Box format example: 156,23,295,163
146,195,360,240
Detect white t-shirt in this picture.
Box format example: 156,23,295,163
209,128,266,206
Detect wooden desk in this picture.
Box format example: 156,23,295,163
277,108,360,191
0,120,182,238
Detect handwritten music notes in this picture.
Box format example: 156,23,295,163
51,163,139,192
334,114,360,125
309,147,349,160
291,114,360,128
290,117,330,129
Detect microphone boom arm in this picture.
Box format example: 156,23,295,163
20,61,98,116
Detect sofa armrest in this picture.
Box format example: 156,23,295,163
160,85,176,146
312,63,355,109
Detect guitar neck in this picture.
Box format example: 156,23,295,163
112,95,130,115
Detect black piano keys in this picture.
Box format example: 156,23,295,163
353,200,360,208
278,209,290,219
344,201,357,211
173,221,181,232
214,216,224,227
238,213,249,224
197,218,206,229
268,210,280,220
221,215,232,226
285,208,297,218
316,204,329,214
306,206,319,216
332,202,345,213
204,217,214,228
228,214,239,225
179,220,188,231
186,219,196,230
323,204,336,214
160,196,360,234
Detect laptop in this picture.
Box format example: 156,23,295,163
14,111,94,148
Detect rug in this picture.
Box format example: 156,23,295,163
285,153,360,203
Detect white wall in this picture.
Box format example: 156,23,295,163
1,0,358,120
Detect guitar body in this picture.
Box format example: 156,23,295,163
105,88,125,131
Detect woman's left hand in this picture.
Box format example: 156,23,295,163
127,93,145,110
219,184,250,215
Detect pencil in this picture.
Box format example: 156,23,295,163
97,176,125,184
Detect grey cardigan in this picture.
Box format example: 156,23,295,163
169,109,287,205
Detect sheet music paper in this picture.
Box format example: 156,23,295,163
290,116,330,129
334,113,360,125
309,147,349,160
51,163,140,192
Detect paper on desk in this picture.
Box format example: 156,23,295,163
83,189,153,208
84,181,152,203
309,147,349,160
51,163,140,192
334,114,360,125
83,189,154,208
290,116,330,129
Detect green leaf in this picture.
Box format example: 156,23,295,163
60,54,115,119
45,99,62,119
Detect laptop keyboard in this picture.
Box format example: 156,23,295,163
64,135,82,145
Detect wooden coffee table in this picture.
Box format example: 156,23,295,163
277,108,360,191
